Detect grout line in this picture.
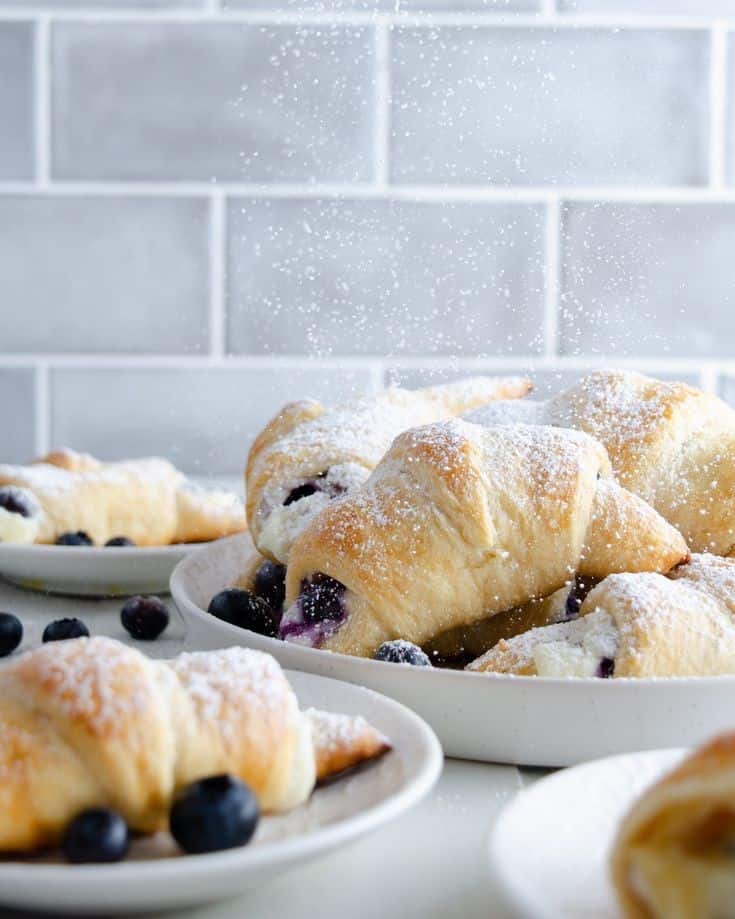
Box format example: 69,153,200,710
34,363,50,456
709,25,728,189
4,354,735,375
33,16,50,187
4,182,735,203
373,23,391,189
208,193,227,358
543,196,561,359
0,8,726,28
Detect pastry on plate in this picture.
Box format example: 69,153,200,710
0,448,246,547
611,732,735,919
279,419,688,657
467,370,735,556
245,376,532,564
0,636,390,852
468,554,735,678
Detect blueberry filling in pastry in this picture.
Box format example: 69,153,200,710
258,462,369,563
283,470,348,507
0,486,34,518
279,574,348,645
0,486,41,544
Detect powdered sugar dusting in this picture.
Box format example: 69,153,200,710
11,636,154,735
170,647,290,741
306,707,388,757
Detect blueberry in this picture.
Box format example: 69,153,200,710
374,640,432,667
170,774,259,855
43,617,90,642
105,536,136,548
597,657,615,679
120,595,169,641
0,612,22,656
208,588,278,637
63,808,129,864
299,574,346,625
55,531,93,547
0,486,33,518
253,560,286,613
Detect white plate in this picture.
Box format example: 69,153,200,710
489,748,686,919
0,668,442,915
172,533,735,766
0,541,206,597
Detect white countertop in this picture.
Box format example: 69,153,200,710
0,578,535,919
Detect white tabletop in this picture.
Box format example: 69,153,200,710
0,579,533,919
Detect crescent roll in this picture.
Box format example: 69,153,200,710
468,554,735,678
279,419,688,658
0,637,389,852
245,376,532,564
611,733,735,919
467,370,735,556
0,447,246,546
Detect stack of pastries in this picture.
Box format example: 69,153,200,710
233,370,735,679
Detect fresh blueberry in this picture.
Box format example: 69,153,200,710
105,536,136,547
170,774,259,854
0,486,33,518
120,595,169,641
374,640,432,667
299,574,346,625
43,618,90,642
63,808,129,864
0,612,22,656
208,589,278,637
55,531,93,547
597,657,615,679
253,560,287,613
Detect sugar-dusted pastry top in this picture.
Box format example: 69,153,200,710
611,731,735,919
469,554,735,678
467,370,735,556
0,636,391,853
245,376,533,564
279,418,687,658
0,447,246,546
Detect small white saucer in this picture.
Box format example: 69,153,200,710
489,748,686,919
0,541,203,597
0,668,442,915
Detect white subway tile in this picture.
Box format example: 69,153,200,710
392,27,709,186
227,197,546,356
0,196,210,353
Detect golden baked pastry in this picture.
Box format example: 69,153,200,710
0,448,245,546
246,376,532,563
468,370,735,556
468,554,735,678
279,419,688,657
611,732,735,919
0,637,389,853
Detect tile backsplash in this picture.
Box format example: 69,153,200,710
2,1,735,473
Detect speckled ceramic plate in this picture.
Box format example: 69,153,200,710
0,669,441,915
488,749,686,919
172,533,735,766
0,541,202,597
